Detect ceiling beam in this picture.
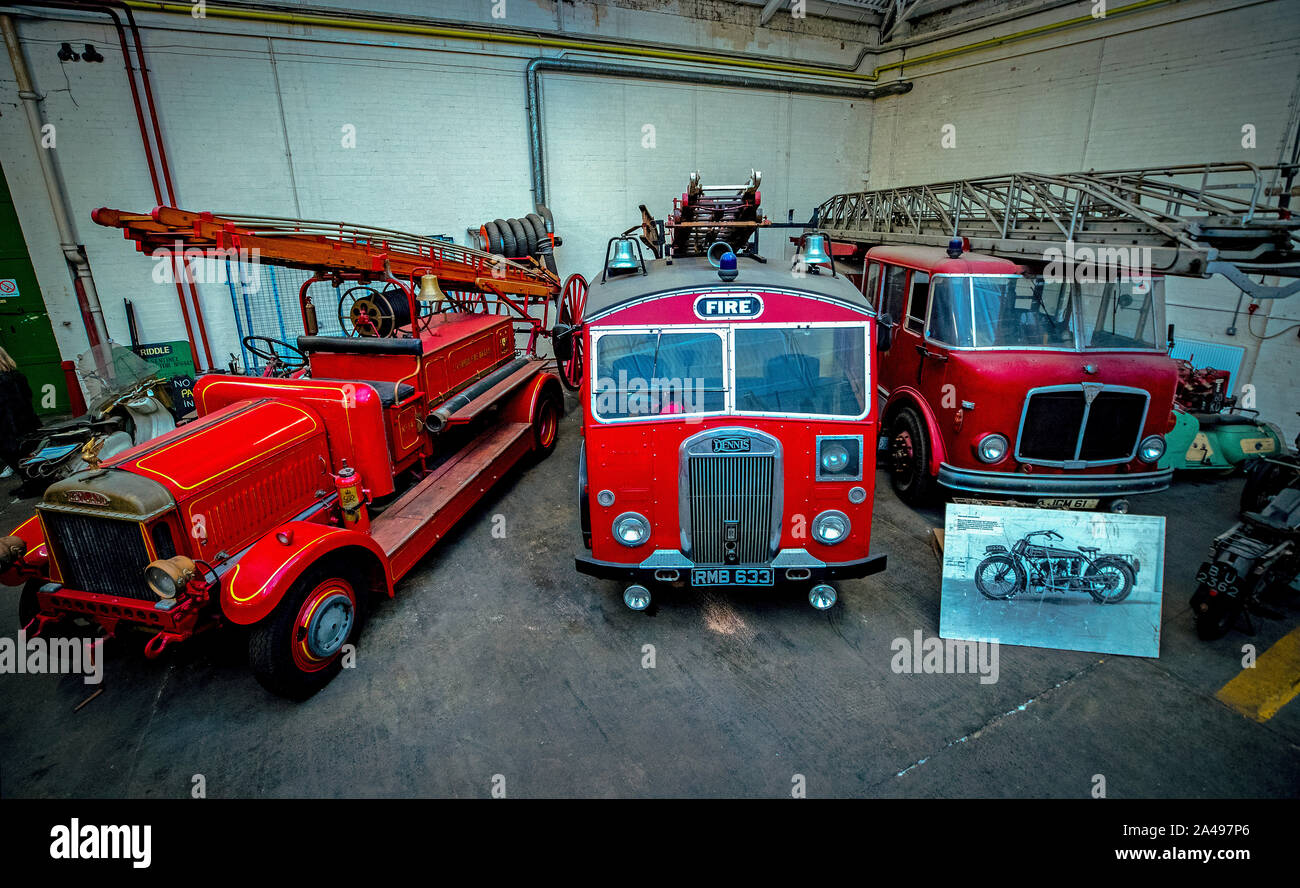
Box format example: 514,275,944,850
759,0,787,25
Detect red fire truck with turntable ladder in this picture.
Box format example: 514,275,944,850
0,205,586,698
813,162,1300,509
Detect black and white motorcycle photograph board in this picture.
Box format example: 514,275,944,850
939,504,1166,658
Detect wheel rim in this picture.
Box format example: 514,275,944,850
538,401,558,448
978,559,1018,597
292,580,356,673
891,429,917,486
1092,565,1126,602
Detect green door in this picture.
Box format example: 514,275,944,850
0,161,68,416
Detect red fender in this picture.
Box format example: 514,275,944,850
884,386,947,477
506,368,563,431
1,515,47,586
221,521,393,626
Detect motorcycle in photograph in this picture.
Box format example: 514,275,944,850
1191,455,1300,639
15,346,175,493
975,530,1138,603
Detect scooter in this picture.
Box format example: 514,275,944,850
975,529,1139,603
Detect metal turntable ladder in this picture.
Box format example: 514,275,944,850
815,162,1300,300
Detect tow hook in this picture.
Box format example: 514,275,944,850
23,613,58,638
144,631,184,659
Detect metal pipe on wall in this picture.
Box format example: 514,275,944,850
525,57,912,208
1,13,109,351
5,0,215,369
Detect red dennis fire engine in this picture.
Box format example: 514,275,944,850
817,163,1300,509
559,172,886,611
0,206,578,698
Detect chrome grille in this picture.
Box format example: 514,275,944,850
687,455,775,564
40,509,158,601
1016,384,1149,466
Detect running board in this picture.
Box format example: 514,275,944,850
372,420,534,581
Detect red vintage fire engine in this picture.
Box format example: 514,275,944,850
856,243,1177,508
559,172,886,611
0,206,577,698
817,164,1300,510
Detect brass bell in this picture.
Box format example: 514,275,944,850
417,273,447,303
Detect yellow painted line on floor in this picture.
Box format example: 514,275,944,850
1216,624,1300,722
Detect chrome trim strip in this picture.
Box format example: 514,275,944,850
937,463,1173,496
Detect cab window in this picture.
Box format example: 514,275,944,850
906,272,930,334
862,262,881,303
593,330,725,419
880,263,908,321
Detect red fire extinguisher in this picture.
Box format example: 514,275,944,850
332,460,369,531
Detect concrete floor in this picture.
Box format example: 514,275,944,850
1,400,1298,798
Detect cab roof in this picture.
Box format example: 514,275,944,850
865,244,1023,275
584,255,871,319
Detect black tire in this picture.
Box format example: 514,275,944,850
515,216,540,256
483,220,504,255
248,566,363,700
1240,458,1297,514
889,407,936,505
506,218,530,258
531,387,562,458
975,554,1024,599
493,219,516,258
1085,558,1135,603
1194,596,1236,640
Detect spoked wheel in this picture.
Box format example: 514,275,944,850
556,274,588,392
249,567,362,699
1085,559,1135,603
975,555,1025,599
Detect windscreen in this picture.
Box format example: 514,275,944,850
592,330,724,419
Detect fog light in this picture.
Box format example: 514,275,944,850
976,433,1009,464
820,442,850,473
1138,435,1165,463
809,584,837,610
144,555,197,600
811,510,850,545
624,584,651,611
612,512,650,547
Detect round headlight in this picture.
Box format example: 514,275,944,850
144,556,196,600
812,510,850,545
820,442,850,474
1138,435,1166,463
612,512,651,547
976,433,1009,464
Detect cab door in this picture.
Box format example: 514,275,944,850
874,261,915,396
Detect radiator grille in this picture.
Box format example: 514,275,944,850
687,455,775,564
41,510,158,601
1017,387,1148,465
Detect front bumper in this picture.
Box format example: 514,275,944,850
937,463,1173,497
575,548,887,585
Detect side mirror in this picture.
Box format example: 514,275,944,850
552,323,574,361
1167,323,1176,351
877,313,894,352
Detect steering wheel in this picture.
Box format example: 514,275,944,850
242,336,308,376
